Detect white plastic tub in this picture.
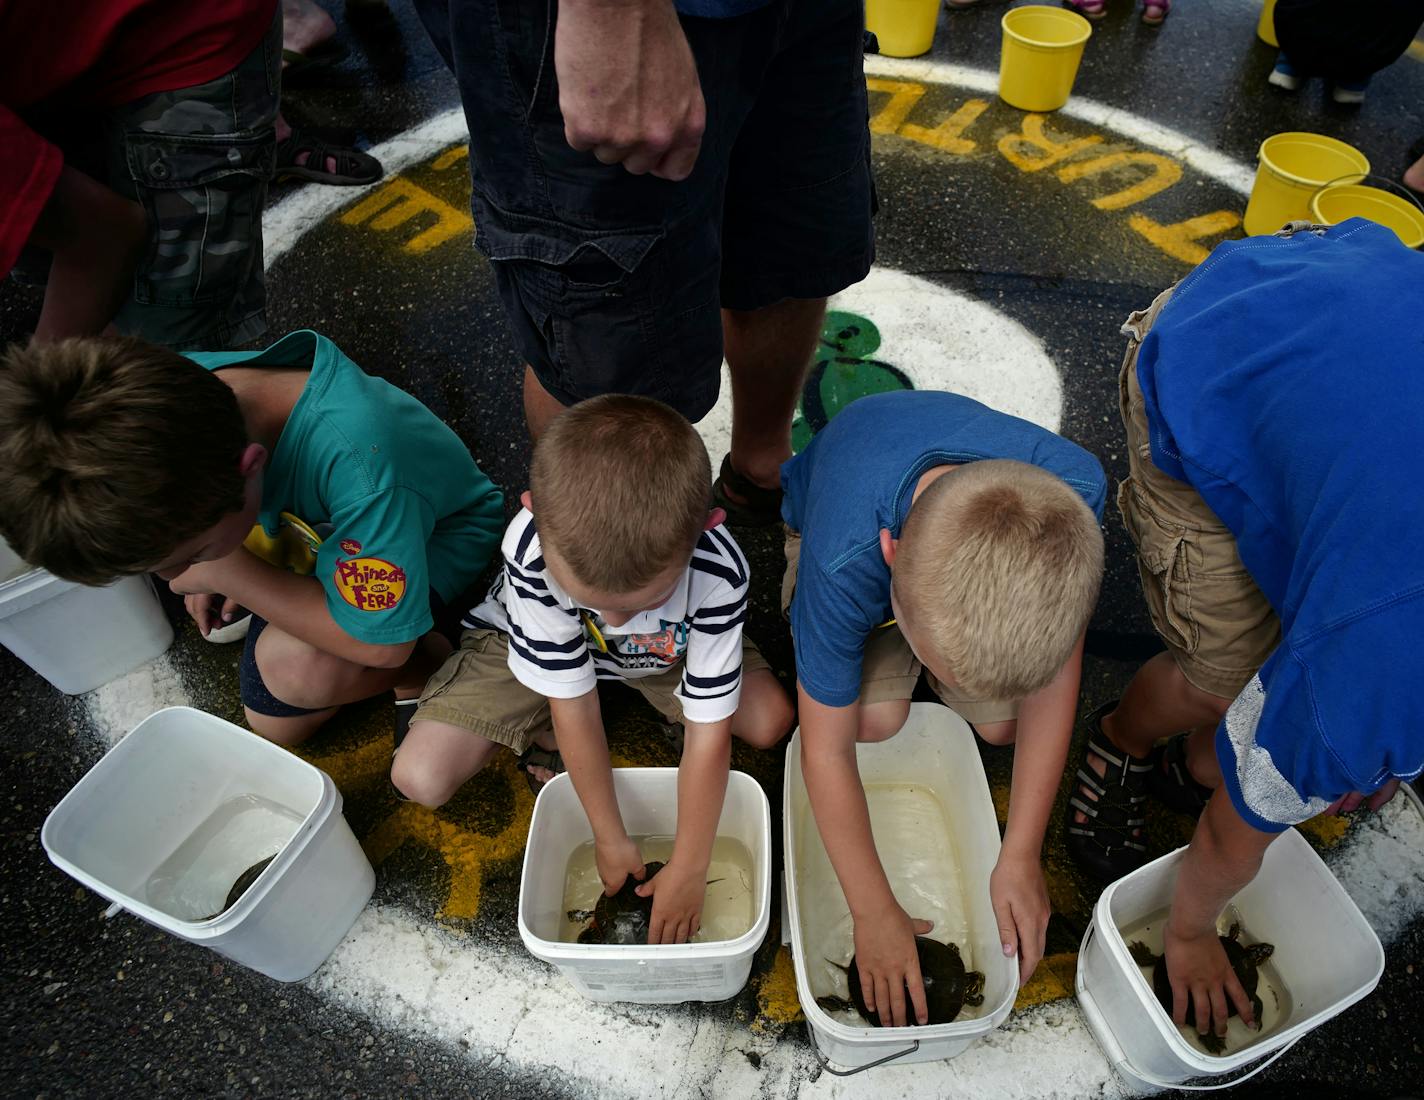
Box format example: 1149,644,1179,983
0,536,173,694
783,703,1019,1074
518,768,771,1003
1076,827,1384,1093
41,706,374,982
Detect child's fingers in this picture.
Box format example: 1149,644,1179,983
1208,983,1230,1037
1225,969,1256,1029
905,965,929,1026
1191,982,1212,1035
911,918,934,935
992,895,1018,968
220,596,240,623
1170,977,1189,1026
1367,778,1400,812
886,974,908,1029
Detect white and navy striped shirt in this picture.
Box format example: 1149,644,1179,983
464,509,750,724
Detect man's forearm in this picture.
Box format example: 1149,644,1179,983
552,691,627,842
671,720,730,873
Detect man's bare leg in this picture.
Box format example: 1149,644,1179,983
524,365,569,440
722,297,826,494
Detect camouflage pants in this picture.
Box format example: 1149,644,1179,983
105,8,281,350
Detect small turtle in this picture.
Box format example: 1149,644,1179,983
1128,922,1274,1054
572,861,665,945
199,856,276,921
815,937,985,1027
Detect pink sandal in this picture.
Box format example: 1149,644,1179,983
1142,0,1170,25
1066,0,1108,18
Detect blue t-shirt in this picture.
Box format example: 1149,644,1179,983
1137,218,1424,831
781,391,1108,708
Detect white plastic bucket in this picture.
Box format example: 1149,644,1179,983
783,704,1018,1074
518,768,771,1003
41,706,374,982
0,536,174,694
1076,827,1384,1092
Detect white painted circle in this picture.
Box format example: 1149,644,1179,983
693,267,1064,465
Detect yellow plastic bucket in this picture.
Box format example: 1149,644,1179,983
1242,133,1370,236
999,6,1093,113
866,0,941,58
1310,184,1424,249
1257,0,1278,47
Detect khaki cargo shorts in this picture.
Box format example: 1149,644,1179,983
412,628,771,753
780,530,1019,726
1117,288,1281,700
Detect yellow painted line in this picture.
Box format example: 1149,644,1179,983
1409,39,1424,61
755,946,805,1031
1016,951,1078,1010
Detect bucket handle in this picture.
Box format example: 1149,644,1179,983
804,1020,919,1077
1312,172,1424,215
1077,922,1302,1092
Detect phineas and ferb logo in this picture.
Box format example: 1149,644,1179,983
334,555,407,612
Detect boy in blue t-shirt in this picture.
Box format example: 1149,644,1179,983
0,331,504,745
1064,219,1424,1047
784,390,1107,1025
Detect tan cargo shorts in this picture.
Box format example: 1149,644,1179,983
780,529,1018,725
412,627,771,753
1117,288,1281,701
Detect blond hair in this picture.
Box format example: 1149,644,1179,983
530,394,710,592
0,336,248,585
893,460,1103,699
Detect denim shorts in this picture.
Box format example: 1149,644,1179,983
414,0,876,421
103,8,281,349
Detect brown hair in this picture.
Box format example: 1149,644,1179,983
893,459,1104,699
0,336,248,584
530,394,711,592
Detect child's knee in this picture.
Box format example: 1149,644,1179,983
735,684,795,750
390,748,464,808
245,706,334,746
858,698,910,743
974,718,1017,746
256,633,347,709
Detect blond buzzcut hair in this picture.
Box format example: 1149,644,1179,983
892,459,1104,700
530,394,711,593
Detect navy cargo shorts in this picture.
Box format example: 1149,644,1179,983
414,0,876,422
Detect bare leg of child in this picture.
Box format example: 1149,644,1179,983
391,720,506,807
730,667,795,749
246,624,450,745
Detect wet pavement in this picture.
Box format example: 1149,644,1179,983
4,0,1424,1096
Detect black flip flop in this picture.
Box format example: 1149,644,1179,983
275,130,384,186
1146,733,1213,818
515,744,565,796
712,454,784,528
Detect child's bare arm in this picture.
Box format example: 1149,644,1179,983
799,684,932,1026
164,550,414,668
638,717,730,944
551,690,643,895
993,631,1084,985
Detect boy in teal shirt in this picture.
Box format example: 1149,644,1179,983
0,330,504,745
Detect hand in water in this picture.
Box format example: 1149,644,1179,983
852,901,934,1026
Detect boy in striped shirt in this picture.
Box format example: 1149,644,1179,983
394,395,793,944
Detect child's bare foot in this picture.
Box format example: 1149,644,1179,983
517,732,563,788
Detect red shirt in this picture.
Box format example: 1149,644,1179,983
0,0,277,273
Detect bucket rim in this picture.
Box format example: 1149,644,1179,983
516,768,773,962
41,706,338,936
1309,187,1424,247
1000,4,1092,48
1256,132,1370,188
1087,828,1386,1076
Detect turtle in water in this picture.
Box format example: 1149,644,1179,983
1128,922,1275,1054
569,861,665,945
199,855,276,921
815,937,985,1027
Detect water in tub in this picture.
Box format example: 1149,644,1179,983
559,835,756,944
145,794,303,921
1118,904,1291,1057
797,781,978,1022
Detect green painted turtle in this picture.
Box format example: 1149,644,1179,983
199,855,275,921
1128,922,1274,1054
815,937,985,1027
569,861,665,945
